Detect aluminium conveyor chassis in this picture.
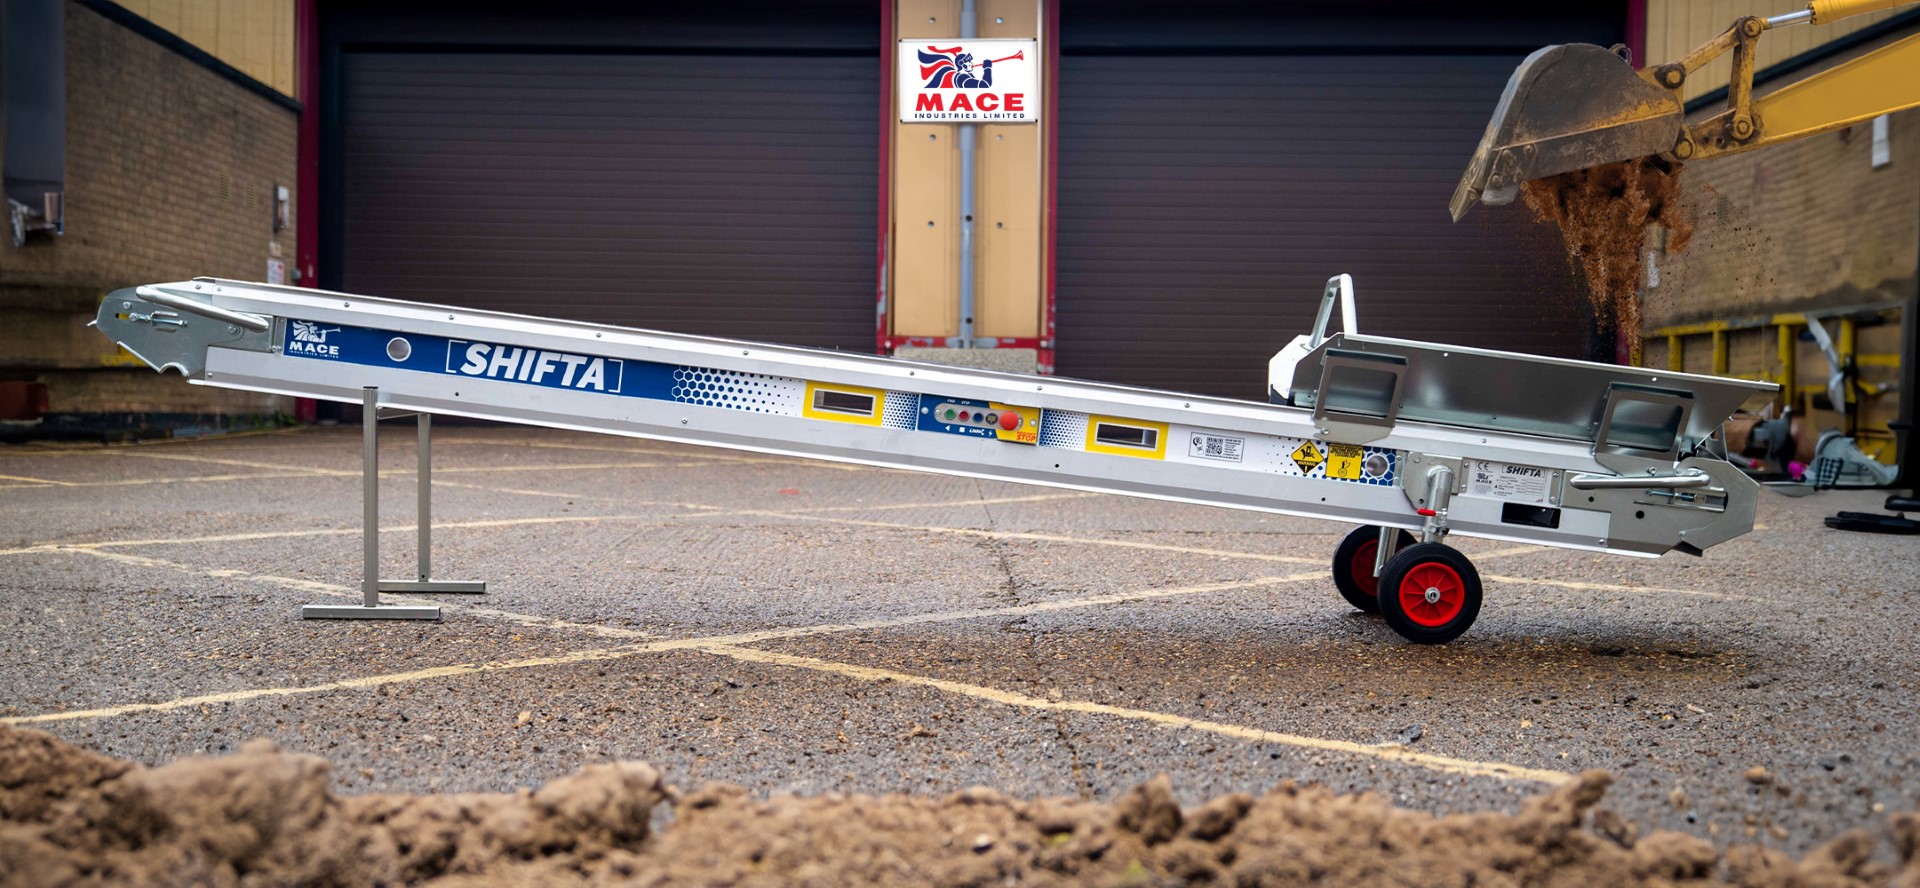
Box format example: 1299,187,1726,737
93,275,1777,643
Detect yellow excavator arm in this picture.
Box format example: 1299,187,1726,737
1451,0,1920,220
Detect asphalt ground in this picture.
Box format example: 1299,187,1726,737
1,424,1914,856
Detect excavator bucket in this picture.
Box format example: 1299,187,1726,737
1449,43,1685,221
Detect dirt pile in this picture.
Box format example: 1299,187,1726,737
5,724,1919,887
1521,156,1693,360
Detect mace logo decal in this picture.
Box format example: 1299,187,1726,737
287,320,343,357
898,38,1038,123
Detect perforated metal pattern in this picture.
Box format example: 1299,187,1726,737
669,367,804,415
882,392,920,430
1038,410,1088,449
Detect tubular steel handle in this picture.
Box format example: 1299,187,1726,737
1310,274,1359,348
1568,470,1713,491
135,286,271,333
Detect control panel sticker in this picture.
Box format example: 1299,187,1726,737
1469,460,1551,504
1326,444,1365,480
1188,433,1244,462
917,396,1037,443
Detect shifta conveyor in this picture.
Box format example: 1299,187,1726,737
94,275,1775,643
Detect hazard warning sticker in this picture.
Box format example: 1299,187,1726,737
1326,444,1365,480
1290,441,1324,474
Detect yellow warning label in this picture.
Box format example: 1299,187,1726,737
1327,444,1365,480
1290,441,1323,475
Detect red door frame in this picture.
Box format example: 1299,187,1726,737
293,0,320,423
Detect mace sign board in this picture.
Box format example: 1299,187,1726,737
897,38,1039,123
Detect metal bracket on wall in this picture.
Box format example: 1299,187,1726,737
301,387,486,621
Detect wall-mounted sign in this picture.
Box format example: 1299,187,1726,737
898,38,1039,124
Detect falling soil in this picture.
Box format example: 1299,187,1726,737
1521,156,1693,361
4,724,1918,887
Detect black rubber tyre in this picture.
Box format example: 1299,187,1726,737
1330,526,1416,614
1377,542,1483,644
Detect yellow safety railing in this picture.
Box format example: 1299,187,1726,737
1646,304,1903,461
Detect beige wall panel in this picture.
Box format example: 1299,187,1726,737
273,0,294,100
979,0,1039,36
178,1,219,57
893,126,962,336
974,0,1042,339
144,0,184,34
976,124,1040,337
115,0,297,97
1648,0,1902,102
892,0,962,337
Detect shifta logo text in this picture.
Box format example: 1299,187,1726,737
449,342,623,392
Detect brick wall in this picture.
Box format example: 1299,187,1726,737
1640,104,1917,464
1643,108,1919,329
0,1,297,418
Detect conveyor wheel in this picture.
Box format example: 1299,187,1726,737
1331,526,1416,614
1378,542,1482,644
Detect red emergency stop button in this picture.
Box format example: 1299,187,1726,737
999,412,1021,431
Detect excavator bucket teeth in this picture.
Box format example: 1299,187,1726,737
1449,43,1684,221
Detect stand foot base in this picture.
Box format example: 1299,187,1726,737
378,579,488,594
302,603,442,621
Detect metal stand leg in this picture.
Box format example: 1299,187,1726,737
377,413,487,595
1373,525,1402,579
1420,465,1456,544
302,388,442,620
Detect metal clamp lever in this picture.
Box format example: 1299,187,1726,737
134,286,271,333
1567,470,1711,490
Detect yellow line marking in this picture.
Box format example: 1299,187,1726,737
689,508,1329,565
786,492,1098,514
1472,545,1546,560
0,511,706,557
0,472,76,486
118,451,681,478
5,573,1308,725
0,547,1585,785
0,470,359,491
1,643,660,726
120,451,360,476
0,494,1072,555
68,548,662,641
700,644,1572,786
1481,574,1741,600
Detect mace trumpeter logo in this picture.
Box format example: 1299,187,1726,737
292,321,340,343
287,320,343,357
917,45,1024,90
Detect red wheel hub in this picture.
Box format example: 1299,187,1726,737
1350,541,1379,596
1397,562,1466,627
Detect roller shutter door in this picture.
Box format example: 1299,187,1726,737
1055,54,1600,398
338,51,877,349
